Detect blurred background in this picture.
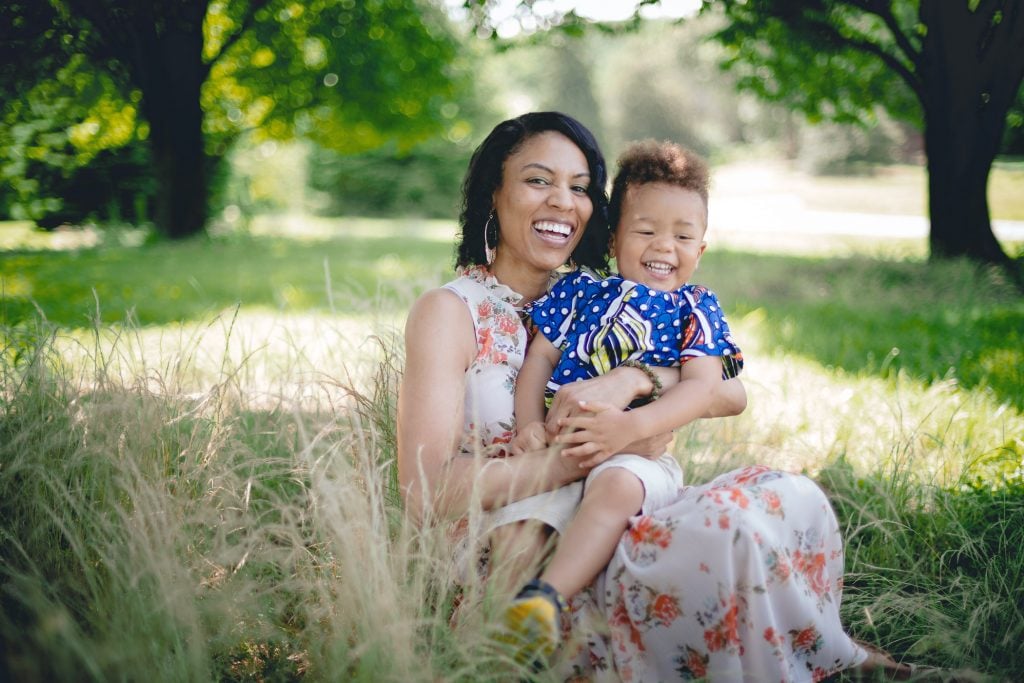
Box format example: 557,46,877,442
1,0,1020,246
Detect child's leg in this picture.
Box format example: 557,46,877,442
498,467,644,665
539,467,645,599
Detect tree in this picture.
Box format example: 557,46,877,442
462,0,1024,272
1,0,463,239
702,0,1024,271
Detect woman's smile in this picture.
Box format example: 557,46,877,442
490,131,593,289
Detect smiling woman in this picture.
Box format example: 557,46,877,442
396,112,923,681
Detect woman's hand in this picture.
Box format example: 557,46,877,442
553,400,675,467
510,421,548,456
553,400,634,467
544,366,654,436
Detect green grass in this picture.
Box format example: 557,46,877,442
2,216,1023,681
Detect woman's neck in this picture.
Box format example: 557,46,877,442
490,260,550,305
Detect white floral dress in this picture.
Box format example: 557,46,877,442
442,266,868,682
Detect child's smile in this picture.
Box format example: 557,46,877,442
612,182,707,291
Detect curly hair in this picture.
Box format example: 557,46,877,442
455,112,610,273
608,140,710,232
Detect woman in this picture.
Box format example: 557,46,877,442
396,112,912,681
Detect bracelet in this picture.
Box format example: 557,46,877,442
620,359,662,402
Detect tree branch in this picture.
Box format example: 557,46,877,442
843,0,924,74
801,13,925,103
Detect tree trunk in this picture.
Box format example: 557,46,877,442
133,15,208,239
920,0,1024,267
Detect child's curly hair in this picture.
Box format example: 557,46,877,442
608,140,710,231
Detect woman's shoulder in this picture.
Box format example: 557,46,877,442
407,286,472,331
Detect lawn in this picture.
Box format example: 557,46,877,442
2,211,1023,681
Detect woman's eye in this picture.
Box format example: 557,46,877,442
527,177,550,186
571,185,589,194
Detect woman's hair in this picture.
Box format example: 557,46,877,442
455,111,610,272
608,139,710,231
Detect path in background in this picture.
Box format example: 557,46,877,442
708,161,1024,253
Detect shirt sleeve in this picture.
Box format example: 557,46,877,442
529,269,591,350
678,286,744,379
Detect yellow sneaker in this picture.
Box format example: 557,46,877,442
498,579,567,668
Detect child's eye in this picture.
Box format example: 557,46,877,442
676,234,692,241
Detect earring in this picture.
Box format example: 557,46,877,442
484,210,497,265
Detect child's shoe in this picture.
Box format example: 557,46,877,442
498,578,568,668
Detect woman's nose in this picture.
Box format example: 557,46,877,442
547,183,572,209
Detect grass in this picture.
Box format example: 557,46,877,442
2,213,1023,681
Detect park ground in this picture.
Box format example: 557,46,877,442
1,160,1023,681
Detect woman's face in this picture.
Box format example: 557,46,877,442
491,131,593,275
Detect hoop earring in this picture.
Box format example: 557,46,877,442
484,210,498,265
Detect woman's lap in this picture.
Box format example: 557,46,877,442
560,465,866,682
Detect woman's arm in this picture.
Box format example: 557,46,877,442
397,289,586,523
512,335,561,453
555,356,723,464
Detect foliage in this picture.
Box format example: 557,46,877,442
0,0,468,236
698,0,1024,266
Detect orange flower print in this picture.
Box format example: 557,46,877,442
731,464,771,486
763,626,785,648
790,625,823,655
629,516,673,548
497,313,520,336
793,550,829,597
675,645,708,679
703,595,740,652
477,327,493,361
761,489,783,516
727,488,750,508
610,597,631,628
718,512,730,530
477,299,493,319
652,593,681,625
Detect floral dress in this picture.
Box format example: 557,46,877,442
442,266,867,682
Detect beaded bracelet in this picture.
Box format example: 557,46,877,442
620,359,662,402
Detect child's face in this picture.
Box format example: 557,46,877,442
612,182,707,291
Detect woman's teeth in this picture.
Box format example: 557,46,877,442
534,221,572,237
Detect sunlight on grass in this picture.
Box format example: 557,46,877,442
3,205,1023,679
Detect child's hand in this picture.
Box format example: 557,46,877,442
510,420,549,456
553,401,635,468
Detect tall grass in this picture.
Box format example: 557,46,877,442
2,225,1023,680
3,307,1021,680
0,317,545,682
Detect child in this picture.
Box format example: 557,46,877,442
501,139,743,662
